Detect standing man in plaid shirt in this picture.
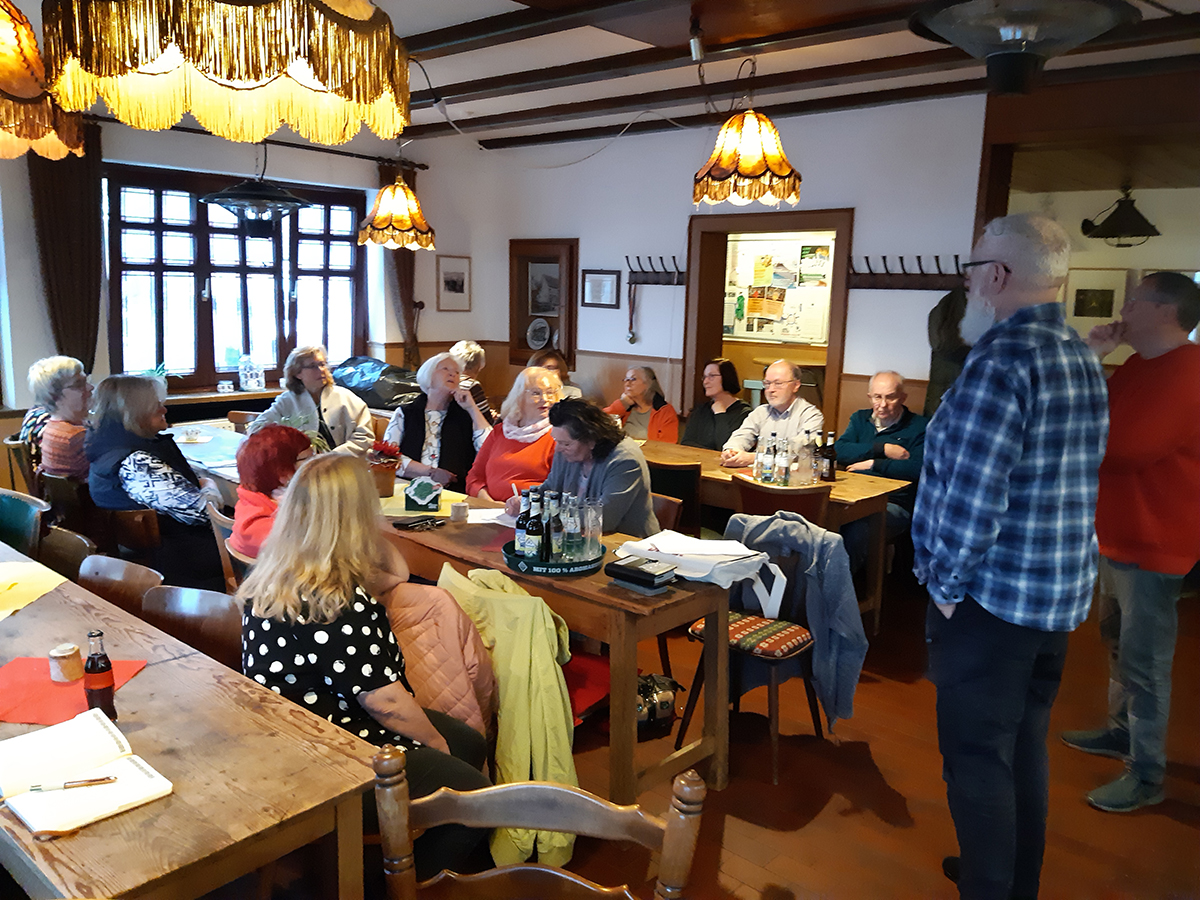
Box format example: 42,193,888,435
913,214,1108,900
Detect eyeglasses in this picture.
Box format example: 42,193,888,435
300,361,329,371
702,372,721,379
961,259,1012,276
762,379,796,389
526,389,558,400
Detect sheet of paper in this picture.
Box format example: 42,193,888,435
624,531,754,557
466,508,516,527
0,561,66,623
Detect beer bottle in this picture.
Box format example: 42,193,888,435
84,630,117,721
514,489,531,556
526,491,544,561
820,431,838,482
546,491,565,560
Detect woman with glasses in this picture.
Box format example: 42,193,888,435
604,366,678,442
248,346,373,456
27,356,93,478
680,357,750,451
466,367,561,500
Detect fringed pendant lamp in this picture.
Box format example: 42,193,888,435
357,174,435,251
0,0,82,159
41,0,409,145
693,109,801,207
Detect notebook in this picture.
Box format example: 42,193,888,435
0,708,172,837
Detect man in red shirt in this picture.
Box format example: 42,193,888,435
1062,271,1200,812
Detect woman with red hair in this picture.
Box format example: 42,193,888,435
230,425,313,557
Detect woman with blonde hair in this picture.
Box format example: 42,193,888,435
238,454,490,877
466,367,560,500
249,345,373,455
86,374,224,589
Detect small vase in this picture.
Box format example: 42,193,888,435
370,461,398,497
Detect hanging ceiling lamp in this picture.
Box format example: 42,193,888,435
909,0,1140,94
357,174,435,251
1081,185,1159,247
0,0,81,159
200,143,308,237
41,0,409,145
694,108,801,208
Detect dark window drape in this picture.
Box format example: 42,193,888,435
28,122,103,373
378,162,421,371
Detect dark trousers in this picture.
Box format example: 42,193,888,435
926,596,1068,900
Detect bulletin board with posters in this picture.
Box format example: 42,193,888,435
722,231,835,345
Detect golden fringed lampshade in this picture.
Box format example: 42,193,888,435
41,0,409,145
0,0,82,159
358,175,435,251
694,109,801,207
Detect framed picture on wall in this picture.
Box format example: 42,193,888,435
581,269,621,309
1064,267,1134,365
436,255,471,312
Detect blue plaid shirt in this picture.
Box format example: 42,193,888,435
913,302,1108,631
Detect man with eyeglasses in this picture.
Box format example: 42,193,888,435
720,359,823,468
913,214,1108,900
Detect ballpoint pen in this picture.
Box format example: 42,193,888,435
29,777,117,792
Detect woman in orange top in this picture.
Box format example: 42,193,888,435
466,367,560,500
230,425,313,557
604,366,678,443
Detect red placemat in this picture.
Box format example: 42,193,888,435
0,658,147,725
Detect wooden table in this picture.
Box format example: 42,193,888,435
0,545,376,900
387,522,729,806
640,441,908,634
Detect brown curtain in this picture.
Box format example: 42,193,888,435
378,162,421,371
28,122,103,372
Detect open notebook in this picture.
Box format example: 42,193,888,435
0,708,172,837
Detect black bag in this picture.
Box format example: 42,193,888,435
330,356,419,410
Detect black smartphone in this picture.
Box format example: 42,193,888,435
391,515,444,531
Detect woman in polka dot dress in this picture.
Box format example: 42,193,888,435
237,453,491,878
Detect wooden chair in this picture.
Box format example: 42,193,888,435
4,435,39,497
206,501,242,593
95,508,162,561
41,473,96,535
649,492,683,678
77,554,163,617
647,459,702,537
141,585,243,670
0,486,51,557
38,525,97,581
227,410,259,434
733,473,831,527
372,412,392,443
374,745,706,900
226,537,256,568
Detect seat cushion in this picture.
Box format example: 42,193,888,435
689,611,813,659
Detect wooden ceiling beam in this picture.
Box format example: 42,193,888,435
409,9,915,108
474,54,1200,149
402,0,687,59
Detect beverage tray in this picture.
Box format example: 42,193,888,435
501,541,606,577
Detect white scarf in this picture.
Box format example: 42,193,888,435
502,417,551,444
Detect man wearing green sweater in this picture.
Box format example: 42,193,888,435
834,370,928,570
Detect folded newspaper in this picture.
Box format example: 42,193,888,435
616,530,766,588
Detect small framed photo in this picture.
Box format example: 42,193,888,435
527,261,561,317
581,269,621,309
436,255,471,312
1064,267,1133,365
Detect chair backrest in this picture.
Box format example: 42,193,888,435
225,536,256,568
141,585,243,670
95,508,162,556
374,745,706,900
41,473,95,534
647,460,702,537
372,413,391,443
38,525,97,581
4,435,39,497
77,554,164,617
651,492,683,534
0,486,51,557
227,411,258,434
733,473,832,527
206,500,241,593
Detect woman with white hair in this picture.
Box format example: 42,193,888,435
449,340,495,424
86,375,224,589
466,367,560,500
249,345,373,456
26,356,92,478
604,365,679,442
383,352,491,492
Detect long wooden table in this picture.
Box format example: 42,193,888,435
0,545,376,900
387,522,729,806
640,441,908,634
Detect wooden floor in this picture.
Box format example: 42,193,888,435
4,573,1195,900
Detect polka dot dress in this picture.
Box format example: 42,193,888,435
242,587,420,749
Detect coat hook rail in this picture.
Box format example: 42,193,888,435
626,254,686,286
849,254,965,291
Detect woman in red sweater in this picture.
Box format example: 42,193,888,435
466,367,560,500
230,425,313,557
604,366,678,443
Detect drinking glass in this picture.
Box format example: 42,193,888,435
583,499,604,560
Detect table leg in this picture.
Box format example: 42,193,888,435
608,614,639,804
702,601,729,791
335,793,364,900
865,508,886,635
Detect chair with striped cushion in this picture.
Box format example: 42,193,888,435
674,610,823,785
